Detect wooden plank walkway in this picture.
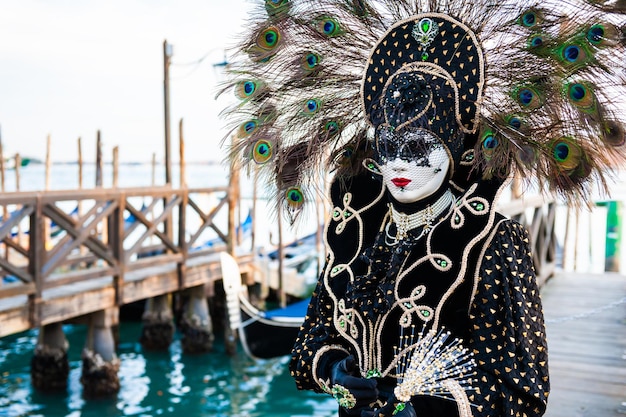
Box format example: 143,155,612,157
541,271,626,417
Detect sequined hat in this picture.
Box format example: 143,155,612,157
362,14,485,172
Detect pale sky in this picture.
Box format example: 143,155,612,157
0,0,252,163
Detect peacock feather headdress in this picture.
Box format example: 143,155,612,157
219,0,626,222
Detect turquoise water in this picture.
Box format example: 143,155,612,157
0,321,337,417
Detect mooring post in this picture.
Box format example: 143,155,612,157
180,285,214,354
31,322,69,391
140,294,175,350
81,308,120,397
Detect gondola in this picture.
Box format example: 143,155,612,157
220,251,310,359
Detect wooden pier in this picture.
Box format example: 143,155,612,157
0,184,251,338
542,271,626,417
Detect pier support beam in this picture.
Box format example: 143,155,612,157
179,285,214,354
31,322,69,391
140,294,174,350
81,308,120,398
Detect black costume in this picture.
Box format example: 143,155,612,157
289,174,549,416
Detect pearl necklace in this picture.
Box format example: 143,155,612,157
385,190,454,244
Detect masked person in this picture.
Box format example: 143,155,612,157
288,66,549,416
221,1,626,416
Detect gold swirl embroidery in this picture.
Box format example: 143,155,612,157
337,299,359,338
429,254,452,271
332,193,357,234
450,183,489,229
397,285,434,328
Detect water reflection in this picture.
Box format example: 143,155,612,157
0,322,337,417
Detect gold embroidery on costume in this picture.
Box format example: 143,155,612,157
332,193,357,235
451,183,490,230
443,379,473,417
312,344,349,393
397,285,434,328
337,299,360,339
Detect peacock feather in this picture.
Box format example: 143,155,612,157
220,0,626,221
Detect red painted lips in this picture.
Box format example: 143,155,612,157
391,178,411,187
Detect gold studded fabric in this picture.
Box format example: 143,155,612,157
467,220,550,416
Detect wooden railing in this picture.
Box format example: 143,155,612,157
0,185,241,337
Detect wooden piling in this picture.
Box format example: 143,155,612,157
95,131,107,244
163,39,172,187
44,135,51,249
45,135,51,191
177,120,188,296
95,130,103,188
277,203,286,308
179,119,186,188
140,295,174,351
77,137,86,257
180,285,214,354
251,165,258,251
78,137,83,190
15,154,22,243
0,129,4,265
149,152,157,246
81,308,120,398
0,127,5,221
227,137,239,256
15,154,21,190
151,152,157,186
112,146,119,188
31,322,69,391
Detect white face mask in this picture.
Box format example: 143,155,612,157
380,145,449,204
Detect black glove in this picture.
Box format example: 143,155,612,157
360,396,417,417
330,355,379,415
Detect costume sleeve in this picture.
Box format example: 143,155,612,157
289,269,351,393
468,219,550,417
289,170,388,393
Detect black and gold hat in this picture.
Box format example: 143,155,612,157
362,14,486,169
